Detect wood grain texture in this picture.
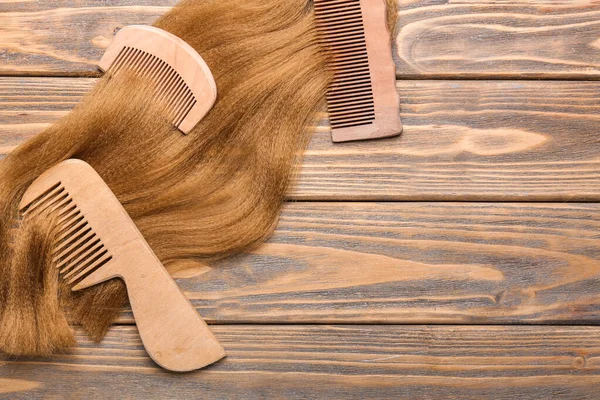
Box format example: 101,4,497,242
395,0,600,79
2,325,600,399
2,78,599,201
0,1,174,76
1,1,599,78
2,0,599,395
102,202,600,324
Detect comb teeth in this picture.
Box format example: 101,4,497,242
314,0,375,130
110,46,197,129
21,183,113,286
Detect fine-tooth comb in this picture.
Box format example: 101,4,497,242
99,25,217,134
19,159,226,372
314,0,402,142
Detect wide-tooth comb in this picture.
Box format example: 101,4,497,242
19,159,225,372
314,0,402,142
99,25,217,134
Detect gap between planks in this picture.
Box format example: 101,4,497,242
2,73,600,82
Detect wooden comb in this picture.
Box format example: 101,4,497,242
99,25,217,134
314,0,402,142
19,159,226,372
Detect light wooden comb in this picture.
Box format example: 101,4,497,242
99,25,217,134
314,0,402,142
19,159,226,372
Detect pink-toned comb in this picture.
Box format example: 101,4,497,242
314,0,402,142
99,25,217,134
19,159,226,372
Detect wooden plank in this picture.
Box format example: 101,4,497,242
106,201,600,324
2,325,600,399
1,1,599,78
2,78,600,201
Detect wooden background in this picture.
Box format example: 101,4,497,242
2,0,600,398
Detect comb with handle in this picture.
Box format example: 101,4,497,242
19,159,226,372
99,25,217,134
314,0,402,142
